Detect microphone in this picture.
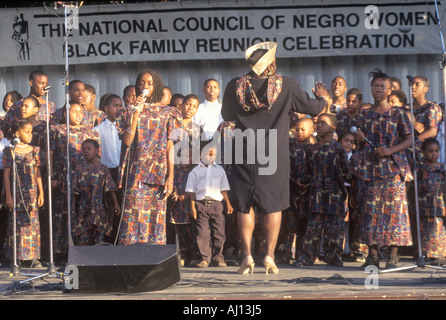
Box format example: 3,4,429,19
44,85,51,93
142,89,149,99
349,126,377,150
10,138,20,147
406,75,413,82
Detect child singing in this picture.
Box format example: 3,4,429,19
72,139,120,246
297,113,350,267
3,120,44,268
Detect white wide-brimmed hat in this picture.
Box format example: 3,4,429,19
245,41,277,76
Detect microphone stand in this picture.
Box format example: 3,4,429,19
10,144,20,276
45,86,56,275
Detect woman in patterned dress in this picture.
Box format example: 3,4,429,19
117,69,178,246
3,120,44,266
353,69,414,270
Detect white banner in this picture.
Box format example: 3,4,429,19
1,0,445,67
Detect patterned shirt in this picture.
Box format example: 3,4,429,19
50,105,97,129
355,107,413,182
336,110,360,138
403,101,443,138
72,158,118,236
51,124,101,193
170,164,194,224
418,164,445,217
3,100,57,138
306,140,350,216
119,104,180,188
3,146,44,218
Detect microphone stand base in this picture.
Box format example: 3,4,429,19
9,265,20,277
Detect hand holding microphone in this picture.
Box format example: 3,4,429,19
134,89,150,114
349,126,377,150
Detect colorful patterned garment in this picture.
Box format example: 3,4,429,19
289,140,312,220
418,164,445,217
51,124,101,193
418,164,446,258
51,124,101,254
298,140,350,265
2,100,57,138
284,140,312,260
330,102,347,114
91,109,107,126
117,104,181,246
72,158,118,245
336,109,360,139
3,146,44,261
50,105,97,129
30,121,55,153
360,176,413,246
404,101,443,165
354,107,413,247
236,74,283,112
355,107,413,182
306,140,350,217
168,164,196,262
403,102,443,139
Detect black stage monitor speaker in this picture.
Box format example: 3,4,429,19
67,243,181,293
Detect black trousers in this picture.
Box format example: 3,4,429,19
195,201,225,262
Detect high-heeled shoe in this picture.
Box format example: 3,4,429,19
263,256,279,274
237,255,255,275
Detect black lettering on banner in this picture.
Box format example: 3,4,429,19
281,34,415,51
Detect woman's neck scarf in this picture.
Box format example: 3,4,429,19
236,74,283,112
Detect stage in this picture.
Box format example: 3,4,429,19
1,255,446,301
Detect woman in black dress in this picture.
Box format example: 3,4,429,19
221,42,329,275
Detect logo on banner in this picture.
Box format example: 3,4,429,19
12,13,30,61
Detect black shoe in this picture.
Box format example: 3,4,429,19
360,257,380,270
385,257,399,269
327,256,344,267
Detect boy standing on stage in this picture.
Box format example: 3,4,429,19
186,146,233,268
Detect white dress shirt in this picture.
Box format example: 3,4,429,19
93,118,121,168
192,99,223,140
185,161,230,201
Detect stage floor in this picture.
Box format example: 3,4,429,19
0,256,445,301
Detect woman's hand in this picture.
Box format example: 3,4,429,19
312,81,329,99
163,178,173,200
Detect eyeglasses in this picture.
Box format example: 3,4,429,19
371,86,388,91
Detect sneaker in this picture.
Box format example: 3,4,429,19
213,260,227,267
195,260,209,268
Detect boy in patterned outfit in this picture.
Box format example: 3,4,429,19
296,114,350,267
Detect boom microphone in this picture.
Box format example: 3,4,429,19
349,126,377,150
